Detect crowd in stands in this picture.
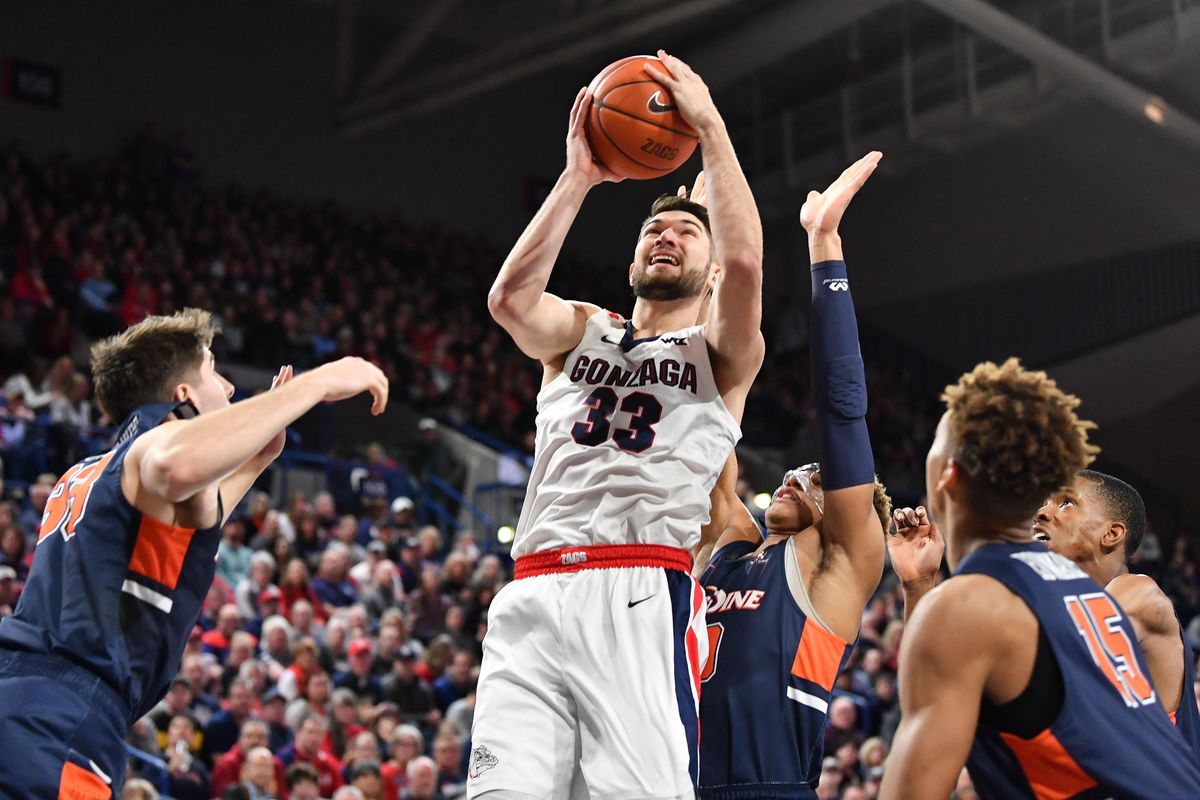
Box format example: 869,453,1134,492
0,135,1193,800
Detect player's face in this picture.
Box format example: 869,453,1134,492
1033,475,1105,561
765,463,822,532
630,211,713,301
182,348,234,414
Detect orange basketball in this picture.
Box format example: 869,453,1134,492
585,55,699,181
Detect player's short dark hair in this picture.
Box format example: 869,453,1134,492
644,194,712,237
285,761,320,789
942,358,1098,520
1078,470,1146,560
90,308,217,423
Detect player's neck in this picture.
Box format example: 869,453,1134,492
945,504,1032,571
630,296,703,337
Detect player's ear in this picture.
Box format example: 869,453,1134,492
937,459,961,495
1101,521,1127,553
629,261,637,287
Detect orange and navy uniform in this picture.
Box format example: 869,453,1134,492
697,538,851,800
959,541,1200,799
0,401,223,799
1172,632,1200,764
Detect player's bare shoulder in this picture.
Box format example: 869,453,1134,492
1108,573,1177,636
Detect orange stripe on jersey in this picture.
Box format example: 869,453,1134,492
1171,710,1179,725
791,620,847,691
999,728,1099,800
58,760,110,800
128,514,196,590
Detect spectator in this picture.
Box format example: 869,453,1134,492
431,735,465,798
218,517,255,589
349,760,385,800
279,713,344,798
381,645,438,731
0,565,21,616
210,720,289,800
16,473,54,543
381,725,423,800
409,567,450,643
207,678,258,757
237,551,278,620
431,651,473,713
222,745,279,800
260,615,296,682
313,543,359,609
203,603,246,664
261,688,294,753
163,715,211,800
335,637,385,704
401,756,443,800
286,670,333,733
149,676,202,755
285,762,322,800
442,685,475,747
179,652,223,727
278,639,321,702
824,696,865,753
119,778,160,800
328,688,368,759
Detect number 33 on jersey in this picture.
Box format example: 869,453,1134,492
511,311,740,558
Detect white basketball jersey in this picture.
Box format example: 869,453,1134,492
512,310,741,557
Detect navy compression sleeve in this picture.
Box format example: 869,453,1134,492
810,260,875,490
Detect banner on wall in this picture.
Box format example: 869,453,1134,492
2,57,61,108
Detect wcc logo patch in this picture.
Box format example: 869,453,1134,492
469,744,499,779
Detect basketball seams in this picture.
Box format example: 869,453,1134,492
595,79,699,140
596,110,672,175
594,100,700,141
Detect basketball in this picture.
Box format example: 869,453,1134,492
585,55,699,181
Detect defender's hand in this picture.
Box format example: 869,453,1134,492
644,51,720,136
887,506,944,586
800,151,881,237
254,364,294,464
307,357,389,415
565,87,624,186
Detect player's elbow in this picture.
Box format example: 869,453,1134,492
486,285,525,326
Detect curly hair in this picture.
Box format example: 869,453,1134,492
90,308,217,423
942,358,1098,514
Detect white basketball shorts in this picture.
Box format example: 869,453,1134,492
468,544,706,800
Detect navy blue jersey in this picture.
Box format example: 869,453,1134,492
698,538,852,800
1174,631,1200,764
958,542,1200,799
0,402,222,719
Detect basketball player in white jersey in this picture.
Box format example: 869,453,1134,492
469,51,763,800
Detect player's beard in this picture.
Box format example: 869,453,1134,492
631,262,708,301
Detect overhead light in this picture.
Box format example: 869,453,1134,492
496,525,515,544
753,493,772,510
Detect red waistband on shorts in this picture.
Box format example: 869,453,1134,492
514,544,692,579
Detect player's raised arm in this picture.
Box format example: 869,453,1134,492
646,51,764,400
130,356,388,504
693,454,762,576
800,152,886,597
487,87,621,363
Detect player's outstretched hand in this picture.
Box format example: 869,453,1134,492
309,357,389,415
677,170,707,207
887,505,944,586
565,86,624,186
799,151,882,240
255,364,295,463
645,51,719,135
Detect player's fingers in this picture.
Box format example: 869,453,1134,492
569,86,586,125
643,63,674,86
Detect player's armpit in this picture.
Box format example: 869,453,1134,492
488,293,596,363
880,581,996,800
